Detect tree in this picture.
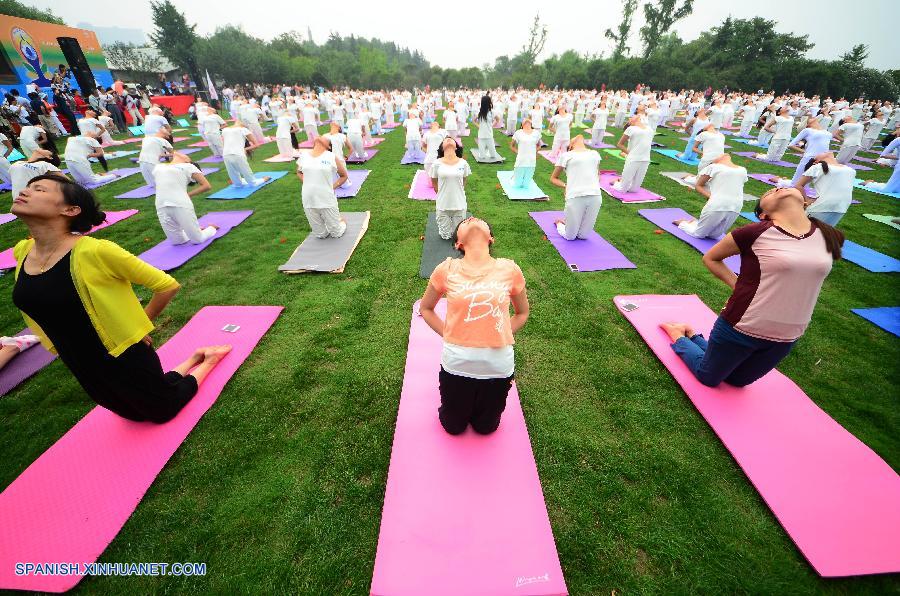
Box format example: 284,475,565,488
605,0,638,61
520,14,548,67
104,42,162,73
0,0,64,25
840,44,869,68
149,0,203,90
640,0,694,58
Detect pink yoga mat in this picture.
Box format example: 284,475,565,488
615,294,900,577
0,210,138,270
370,302,567,595
408,170,436,200
599,170,665,203
189,141,209,147
0,213,16,225
0,305,282,592
538,149,562,165
262,153,299,163
365,137,385,147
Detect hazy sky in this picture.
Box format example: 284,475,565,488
35,0,899,70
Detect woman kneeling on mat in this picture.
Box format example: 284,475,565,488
431,137,472,240
154,151,217,245
298,137,349,239
660,186,843,388
10,175,232,422
674,154,747,238
420,217,530,435
550,135,602,240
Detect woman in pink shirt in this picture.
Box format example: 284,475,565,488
660,187,844,387
420,218,530,435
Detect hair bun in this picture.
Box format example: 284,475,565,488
92,209,107,227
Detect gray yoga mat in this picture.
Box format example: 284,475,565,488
418,211,471,279
278,211,369,273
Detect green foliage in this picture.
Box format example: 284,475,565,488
639,0,694,58
841,44,869,68
0,0,64,25
103,42,162,74
149,0,202,88
605,0,638,60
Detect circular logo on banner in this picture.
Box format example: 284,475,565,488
10,26,52,86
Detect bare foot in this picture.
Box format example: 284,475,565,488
672,219,686,226
768,176,781,183
202,344,233,364
554,218,565,225
209,224,220,230
660,322,691,342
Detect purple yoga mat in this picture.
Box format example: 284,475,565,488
347,149,378,163
401,148,425,165
733,151,795,168
638,207,741,273
198,155,223,163
114,167,220,199
852,155,878,164
0,329,56,396
847,162,874,172
129,147,202,163
80,167,142,190
530,210,636,272
0,213,15,225
335,170,370,198
138,210,253,271
599,171,665,203
408,170,436,200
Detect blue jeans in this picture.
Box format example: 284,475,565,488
671,317,795,387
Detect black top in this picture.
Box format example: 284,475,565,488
12,250,197,422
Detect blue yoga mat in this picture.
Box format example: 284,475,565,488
853,179,900,200
851,307,900,337
653,148,699,166
497,171,548,200
128,125,144,135
729,137,769,149
740,212,900,273
207,171,288,199
177,118,190,127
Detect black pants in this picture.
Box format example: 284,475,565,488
438,367,512,435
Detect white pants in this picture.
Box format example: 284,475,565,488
206,131,224,156
557,195,602,240
49,112,67,135
739,118,754,137
406,140,422,153
475,137,501,162
678,210,739,239
156,206,217,244
436,209,466,240
305,124,318,142
836,144,860,165
765,139,789,161
139,161,157,186
860,137,877,151
614,111,627,128
614,160,650,192
248,122,265,143
590,125,606,145
222,153,256,186
66,160,117,186
304,207,346,238
276,137,294,156
348,133,366,159
505,117,516,135
128,108,144,125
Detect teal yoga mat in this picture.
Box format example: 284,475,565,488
207,171,288,199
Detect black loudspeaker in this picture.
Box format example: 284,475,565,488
56,37,96,95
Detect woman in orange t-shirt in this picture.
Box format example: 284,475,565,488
420,218,530,435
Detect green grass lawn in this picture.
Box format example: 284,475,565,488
0,116,898,594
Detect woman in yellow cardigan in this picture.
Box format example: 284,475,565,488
10,174,231,423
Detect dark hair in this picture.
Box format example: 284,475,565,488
29,174,106,233
451,218,493,256
477,95,492,122
753,198,844,261
436,138,462,158
803,157,828,175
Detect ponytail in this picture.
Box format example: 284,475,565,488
814,219,844,261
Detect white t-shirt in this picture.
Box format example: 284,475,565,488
19,126,44,146
698,163,748,213
298,150,339,209
424,130,447,160
64,135,101,162
839,122,864,146
804,163,855,215
591,108,609,129
275,115,295,139
772,116,794,140
551,114,573,140
301,107,318,126
143,114,169,135
512,129,541,168
139,136,173,164
9,160,60,198
696,130,726,162
324,132,346,157
556,150,602,200
345,118,363,135
622,126,653,162
200,113,225,135
404,118,423,141
444,109,458,131
429,158,471,211
77,118,101,136
222,127,250,156
154,163,201,209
